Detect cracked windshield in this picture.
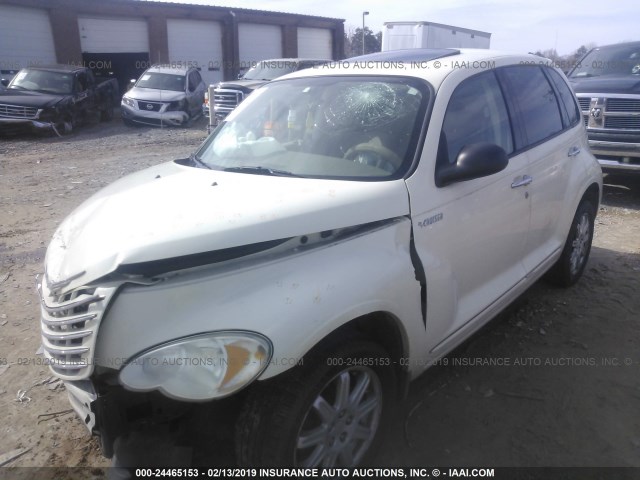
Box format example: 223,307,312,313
196,76,428,179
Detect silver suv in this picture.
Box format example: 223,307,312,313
121,64,206,127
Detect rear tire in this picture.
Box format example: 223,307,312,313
236,340,397,467
545,200,595,287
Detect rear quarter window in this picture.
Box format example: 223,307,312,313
546,68,581,127
499,66,564,148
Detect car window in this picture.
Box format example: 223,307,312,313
136,72,186,92
75,72,88,92
500,66,564,147
196,76,429,180
546,68,580,128
188,72,198,92
438,71,513,166
191,71,203,86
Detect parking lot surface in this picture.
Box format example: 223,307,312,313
0,117,639,468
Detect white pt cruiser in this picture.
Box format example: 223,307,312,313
39,49,602,468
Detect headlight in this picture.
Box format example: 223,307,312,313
166,99,187,111
121,96,136,108
119,332,272,401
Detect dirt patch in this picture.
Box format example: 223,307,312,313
0,118,639,468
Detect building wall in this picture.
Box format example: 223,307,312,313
0,0,344,80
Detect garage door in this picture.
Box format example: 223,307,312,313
238,23,283,73
78,17,149,54
167,19,223,86
0,5,57,70
297,27,333,59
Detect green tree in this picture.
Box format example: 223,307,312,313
345,27,381,57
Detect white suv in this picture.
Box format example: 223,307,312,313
39,49,602,468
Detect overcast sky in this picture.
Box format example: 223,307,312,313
150,0,638,56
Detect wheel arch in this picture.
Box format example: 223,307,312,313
298,311,411,401
582,181,601,211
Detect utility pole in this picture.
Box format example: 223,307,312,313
362,11,369,55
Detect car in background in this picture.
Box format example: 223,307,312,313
0,65,118,135
121,65,205,127
569,41,640,174
205,58,329,125
0,70,19,90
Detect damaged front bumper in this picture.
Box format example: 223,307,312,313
0,117,56,133
65,379,98,433
121,103,189,127
65,375,239,459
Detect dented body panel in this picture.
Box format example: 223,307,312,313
95,218,424,380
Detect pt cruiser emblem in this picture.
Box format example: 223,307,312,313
418,212,443,228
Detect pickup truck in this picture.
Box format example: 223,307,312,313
206,58,328,129
0,64,119,135
569,41,640,173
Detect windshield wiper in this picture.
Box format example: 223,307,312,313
190,153,211,169
223,166,301,177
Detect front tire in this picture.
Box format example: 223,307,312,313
546,199,595,287
235,340,396,467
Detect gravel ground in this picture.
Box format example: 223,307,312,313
0,115,639,471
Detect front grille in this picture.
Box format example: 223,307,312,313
213,88,244,115
38,279,117,380
0,103,38,119
137,101,163,112
578,97,591,111
606,98,640,113
604,117,640,130
580,95,640,132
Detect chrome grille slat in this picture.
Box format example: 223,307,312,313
40,292,104,314
0,103,39,119
41,342,90,355
38,278,118,380
41,313,97,326
55,362,90,371
41,329,93,341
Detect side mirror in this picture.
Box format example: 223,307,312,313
436,142,508,187
237,73,244,79
126,79,136,91
1,79,8,87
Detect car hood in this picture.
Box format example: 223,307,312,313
45,161,410,293
215,79,268,92
570,75,640,94
126,87,186,102
0,89,64,108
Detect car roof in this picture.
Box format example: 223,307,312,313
588,41,640,51
23,64,86,74
283,49,551,88
145,65,191,75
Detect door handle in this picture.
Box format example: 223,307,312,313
568,146,581,157
511,175,533,188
